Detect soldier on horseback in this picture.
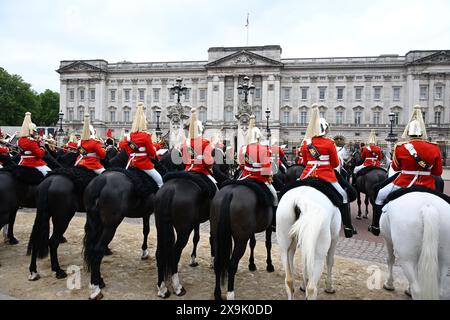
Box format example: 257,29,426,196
353,130,383,174
238,115,278,219
182,108,217,188
299,105,356,238
119,102,164,187
75,113,106,175
270,138,288,174
17,112,51,176
370,106,443,236
63,133,78,153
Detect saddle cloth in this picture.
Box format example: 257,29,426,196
0,165,44,185
383,185,450,206
279,178,345,207
163,171,217,199
221,179,274,208
355,166,387,179
106,167,159,198
47,167,98,193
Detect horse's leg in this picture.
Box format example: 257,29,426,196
265,227,274,272
401,261,419,299
141,215,150,260
49,213,74,279
383,238,396,291
356,191,362,219
89,227,117,300
306,254,326,300
6,207,19,244
189,224,200,267
282,240,297,300
364,195,369,219
28,241,41,281
171,228,191,296
209,233,214,269
248,234,257,271
325,237,338,294
227,239,247,300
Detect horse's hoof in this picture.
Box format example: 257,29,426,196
89,292,103,300
99,278,106,289
325,288,336,294
383,283,395,291
28,272,40,281
266,264,275,273
404,288,412,297
141,249,149,260
356,216,362,220
158,290,171,299
60,236,67,244
8,237,19,245
176,287,186,297
104,248,113,256
248,264,257,272
363,215,368,219
55,270,67,279
189,262,199,267
299,285,305,292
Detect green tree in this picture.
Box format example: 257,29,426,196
0,67,59,127
35,89,60,126
0,67,39,126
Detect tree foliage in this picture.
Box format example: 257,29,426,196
0,67,59,127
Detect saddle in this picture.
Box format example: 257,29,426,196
279,178,345,207
356,166,387,179
383,186,450,206
46,167,98,193
0,165,44,185
373,172,401,194
163,171,217,199
106,167,159,198
221,179,273,208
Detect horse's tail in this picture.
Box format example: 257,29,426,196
27,180,51,258
83,177,107,271
417,204,440,300
215,192,233,285
289,200,325,295
155,187,176,281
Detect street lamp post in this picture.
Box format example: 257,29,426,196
169,77,188,104
385,112,398,157
265,108,271,142
237,76,255,104
155,109,162,140
58,110,64,136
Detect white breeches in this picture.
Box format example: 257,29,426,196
206,174,219,190
93,168,105,175
143,169,164,187
353,164,365,174
35,165,51,176
265,182,278,206
375,182,401,205
330,181,348,204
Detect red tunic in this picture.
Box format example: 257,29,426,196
270,145,286,166
300,137,339,182
0,146,9,153
392,140,442,189
18,137,47,167
63,141,78,153
182,137,214,176
119,132,156,170
75,139,106,170
238,143,272,183
361,145,382,167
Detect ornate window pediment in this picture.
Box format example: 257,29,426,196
353,105,364,111
334,105,345,111
57,61,106,73
371,105,383,111
206,50,283,68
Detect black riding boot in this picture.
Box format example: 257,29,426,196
339,203,356,238
271,206,277,232
368,204,382,236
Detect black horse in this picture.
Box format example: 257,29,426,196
0,150,67,244
284,164,305,185
210,183,274,300
27,149,123,282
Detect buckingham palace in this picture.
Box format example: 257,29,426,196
57,45,450,155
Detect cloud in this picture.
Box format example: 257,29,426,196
0,0,449,93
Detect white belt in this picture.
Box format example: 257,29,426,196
401,170,431,188
318,155,330,161
86,153,99,158
196,155,204,160
244,166,262,172
303,161,330,179
366,157,377,160
75,152,99,167
126,153,148,169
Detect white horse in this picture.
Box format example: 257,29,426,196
381,192,450,299
277,186,341,300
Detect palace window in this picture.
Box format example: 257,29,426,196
336,111,343,124
420,86,428,100
373,87,381,100
283,88,291,101
69,89,74,101
337,87,344,100
319,87,326,100
394,112,400,125
393,87,401,101
301,87,308,100
124,89,130,102
139,89,145,101
110,110,116,122
90,89,95,101
299,111,307,125
78,107,84,121
153,88,160,102
89,109,95,121
68,108,74,121
435,86,443,100
224,107,233,122
79,89,85,101
254,107,262,122
434,111,442,125
283,110,290,124
226,87,233,100
354,111,362,125
199,89,207,101
373,112,381,125
355,87,363,100
199,108,207,122
123,109,130,123
110,89,116,102
184,89,190,101
255,87,261,100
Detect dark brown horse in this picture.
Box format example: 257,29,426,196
210,184,274,300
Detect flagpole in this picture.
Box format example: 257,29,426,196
246,13,249,46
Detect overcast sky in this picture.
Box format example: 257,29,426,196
1,0,449,93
